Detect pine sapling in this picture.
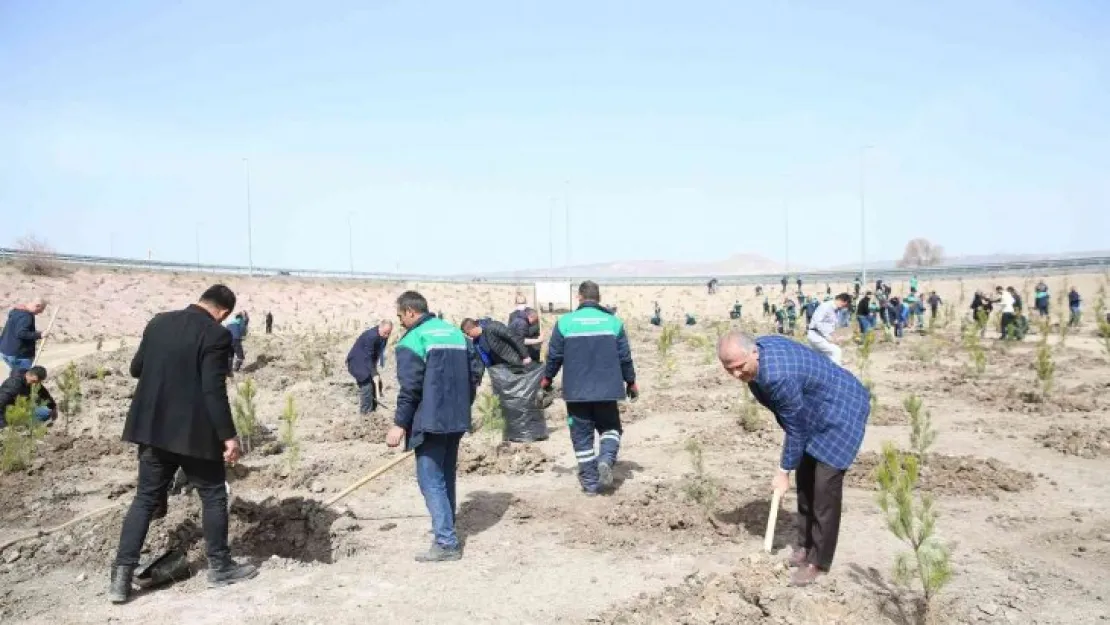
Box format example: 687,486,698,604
682,439,719,512
903,394,936,462
1035,330,1055,399
1,395,47,473
864,378,879,417
474,390,504,438
961,321,986,375
279,394,300,471
857,329,876,377
57,361,83,434
736,385,763,433
875,442,953,619
232,378,259,454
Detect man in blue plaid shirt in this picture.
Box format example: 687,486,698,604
718,331,870,586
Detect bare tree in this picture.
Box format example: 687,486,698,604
897,238,945,268
13,234,65,276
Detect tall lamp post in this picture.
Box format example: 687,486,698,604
859,145,873,289
244,158,254,276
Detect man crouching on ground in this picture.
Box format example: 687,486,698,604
386,291,481,562
717,331,869,586
542,280,638,495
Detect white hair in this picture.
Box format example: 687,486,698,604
717,331,757,356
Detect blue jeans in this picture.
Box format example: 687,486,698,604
34,406,52,422
2,354,33,371
857,316,873,334
567,401,622,493
415,433,463,550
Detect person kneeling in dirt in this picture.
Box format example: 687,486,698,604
718,331,869,587
0,365,57,426
729,301,742,320
461,317,532,368
345,320,393,414
542,281,637,495
111,285,256,604
387,291,482,562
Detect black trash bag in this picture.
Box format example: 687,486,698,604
487,363,548,443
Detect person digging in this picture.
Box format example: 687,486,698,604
717,331,870,586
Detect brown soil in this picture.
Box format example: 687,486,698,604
1037,425,1110,458
847,452,1036,497
459,441,551,475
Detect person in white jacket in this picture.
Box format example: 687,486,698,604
807,293,852,365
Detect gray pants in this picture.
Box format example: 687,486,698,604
358,381,378,414
807,331,842,365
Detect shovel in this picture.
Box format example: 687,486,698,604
763,489,784,553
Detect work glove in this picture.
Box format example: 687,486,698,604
626,382,639,402
538,377,554,409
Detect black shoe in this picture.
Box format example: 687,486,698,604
109,565,134,604
207,560,259,588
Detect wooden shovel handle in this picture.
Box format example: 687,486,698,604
324,451,414,507
763,489,784,553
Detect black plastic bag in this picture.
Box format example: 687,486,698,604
487,363,548,442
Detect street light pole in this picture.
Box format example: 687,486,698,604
563,180,570,269
244,158,253,276
859,146,872,289
347,212,354,276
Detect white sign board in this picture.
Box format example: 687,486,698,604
534,281,573,313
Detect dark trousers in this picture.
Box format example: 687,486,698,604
230,341,245,371
115,445,230,568
794,453,845,570
567,401,622,493
1000,312,1016,339
415,433,463,549
357,381,377,414
265,323,272,334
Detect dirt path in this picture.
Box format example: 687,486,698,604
0,339,124,378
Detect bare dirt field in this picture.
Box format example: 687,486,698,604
1,264,1109,624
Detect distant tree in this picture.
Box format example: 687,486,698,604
897,238,945,268
13,234,65,276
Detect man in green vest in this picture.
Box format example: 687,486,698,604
386,291,482,562
542,281,638,495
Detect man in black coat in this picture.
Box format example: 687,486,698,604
0,297,48,371
509,308,543,363
346,320,393,413
110,285,257,604
460,317,531,368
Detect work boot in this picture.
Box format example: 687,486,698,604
207,559,259,588
597,462,614,489
109,565,135,604
789,564,823,587
414,543,462,563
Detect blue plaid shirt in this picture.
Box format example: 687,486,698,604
748,335,870,471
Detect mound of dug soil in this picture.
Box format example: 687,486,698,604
868,403,907,426
0,434,133,524
3,494,359,576
848,453,1035,497
459,441,550,475
595,556,896,624
1037,426,1110,459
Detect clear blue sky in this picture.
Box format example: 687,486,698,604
1,1,1107,275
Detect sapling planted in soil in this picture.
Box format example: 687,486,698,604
736,386,763,433
280,394,300,471
961,321,986,376
1,395,47,473
232,378,260,454
857,329,876,377
474,390,504,438
1035,330,1055,399
57,361,83,434
682,439,718,512
875,442,953,620
903,394,936,461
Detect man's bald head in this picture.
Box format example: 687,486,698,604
27,297,47,314
717,331,760,382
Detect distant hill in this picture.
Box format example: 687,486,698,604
476,253,804,279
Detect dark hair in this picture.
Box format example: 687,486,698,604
835,293,852,304
27,365,47,380
460,318,478,332
578,280,601,302
396,290,429,314
200,285,237,312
